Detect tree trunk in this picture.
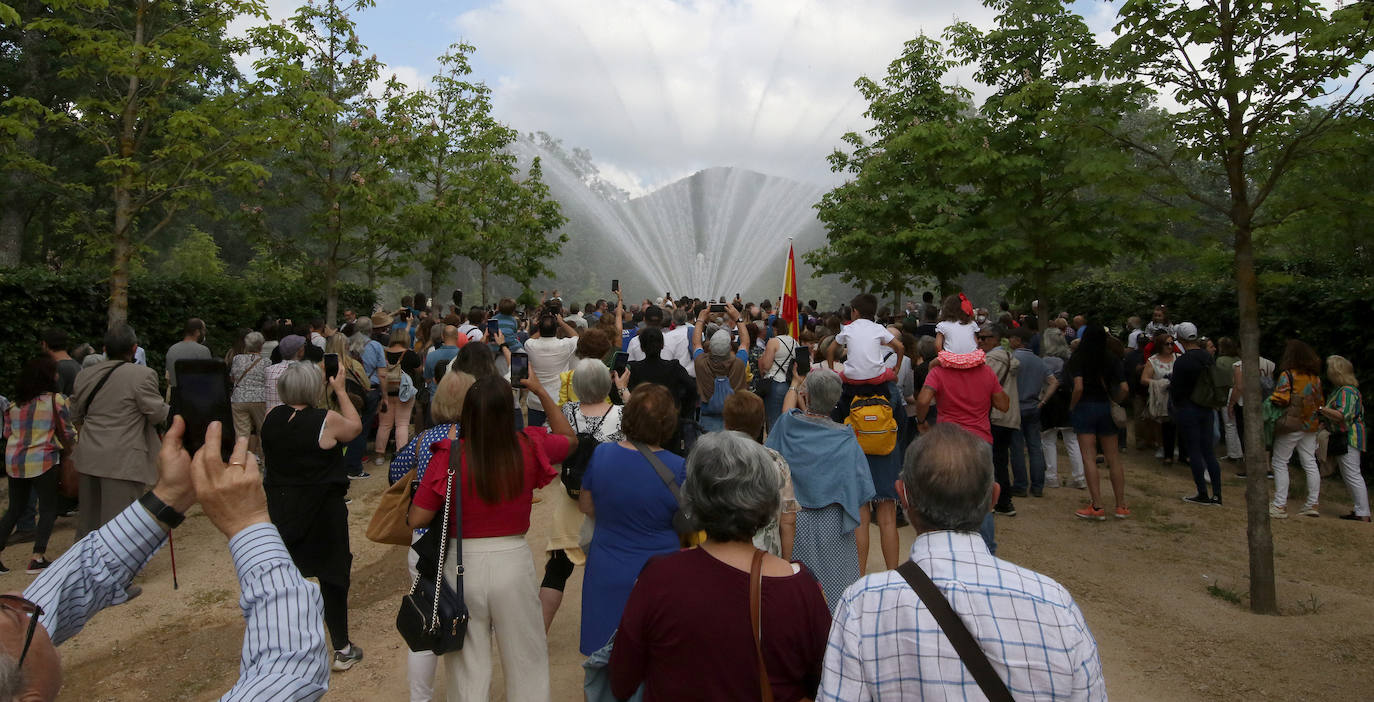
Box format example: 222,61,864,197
107,0,146,330
1235,223,1278,614
108,198,133,329
0,199,23,268
480,264,489,307
1034,269,1053,333
430,268,442,311
325,262,339,329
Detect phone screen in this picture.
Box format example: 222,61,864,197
453,289,463,307
487,319,500,337
795,346,812,376
510,352,530,383
611,279,620,293
709,303,725,314
324,353,340,380
174,359,235,461
612,351,629,374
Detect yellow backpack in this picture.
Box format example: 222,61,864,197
846,393,898,456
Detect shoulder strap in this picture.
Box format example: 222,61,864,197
632,440,683,507
233,356,262,386
81,362,126,421
897,560,1015,702
750,549,774,702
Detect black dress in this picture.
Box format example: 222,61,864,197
260,405,351,584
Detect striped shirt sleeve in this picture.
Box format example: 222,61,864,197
221,522,329,701
25,502,168,645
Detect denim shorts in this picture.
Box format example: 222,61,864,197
1071,400,1117,437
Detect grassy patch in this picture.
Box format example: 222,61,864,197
1294,594,1324,615
1207,582,1244,605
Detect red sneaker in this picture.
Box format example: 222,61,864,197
1075,504,1107,521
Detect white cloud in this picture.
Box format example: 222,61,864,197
453,0,998,189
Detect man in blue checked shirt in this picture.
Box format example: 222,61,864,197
819,424,1105,701
5,419,329,701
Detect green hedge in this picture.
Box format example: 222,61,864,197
0,269,374,397
1058,269,1374,390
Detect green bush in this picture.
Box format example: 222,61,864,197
1058,269,1374,390
0,268,374,397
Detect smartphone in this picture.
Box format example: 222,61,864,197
486,319,500,337
611,279,620,293
709,303,725,314
173,359,236,462
510,351,530,384
324,353,339,380
795,346,812,377
452,289,462,308
612,351,629,374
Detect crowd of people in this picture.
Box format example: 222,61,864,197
0,287,1365,701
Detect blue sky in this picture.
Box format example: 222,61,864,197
248,0,1124,195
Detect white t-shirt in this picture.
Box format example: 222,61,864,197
663,325,696,378
523,336,578,409
935,320,978,355
835,319,894,381
456,323,483,343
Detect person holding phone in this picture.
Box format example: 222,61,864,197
523,314,580,427
758,317,800,431
260,361,365,671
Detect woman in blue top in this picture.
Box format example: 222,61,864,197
578,383,686,657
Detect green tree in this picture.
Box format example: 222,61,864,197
28,0,266,326
944,0,1152,316
463,155,568,305
399,42,518,303
809,36,986,302
161,228,225,280
1109,0,1374,613
247,0,413,324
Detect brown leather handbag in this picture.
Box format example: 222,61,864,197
367,466,419,545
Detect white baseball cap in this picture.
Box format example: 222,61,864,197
1175,322,1199,341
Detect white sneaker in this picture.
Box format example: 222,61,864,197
372,455,385,466
1045,477,1061,489
1154,448,1164,459
1269,504,1288,519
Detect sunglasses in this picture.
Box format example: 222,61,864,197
0,594,43,666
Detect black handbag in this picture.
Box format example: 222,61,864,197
396,439,468,655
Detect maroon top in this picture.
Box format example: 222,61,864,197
609,547,831,701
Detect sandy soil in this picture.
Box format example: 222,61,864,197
15,445,1372,701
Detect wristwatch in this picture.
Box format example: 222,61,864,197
139,491,186,529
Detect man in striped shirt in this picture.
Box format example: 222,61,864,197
4,419,329,701
819,424,1105,701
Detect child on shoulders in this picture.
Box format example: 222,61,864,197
934,293,985,369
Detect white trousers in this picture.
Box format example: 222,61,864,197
1337,451,1370,517
1271,431,1319,509
408,532,438,702
441,535,550,702
1223,413,1243,459
1041,428,1084,484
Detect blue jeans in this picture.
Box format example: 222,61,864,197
346,387,382,475
764,379,789,431
991,426,1016,509
979,512,997,556
1176,403,1222,498
1011,407,1047,491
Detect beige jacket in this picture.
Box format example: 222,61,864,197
987,347,1021,430
70,360,169,485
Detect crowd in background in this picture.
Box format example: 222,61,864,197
0,286,1365,701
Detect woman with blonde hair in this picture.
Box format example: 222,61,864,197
1320,355,1367,522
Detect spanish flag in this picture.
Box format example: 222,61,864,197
781,243,800,337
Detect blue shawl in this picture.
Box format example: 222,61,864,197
765,409,876,531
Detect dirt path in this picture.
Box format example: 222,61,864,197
19,446,1372,700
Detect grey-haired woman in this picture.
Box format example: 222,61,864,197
260,361,365,671
764,368,875,609
230,331,268,453
608,432,831,701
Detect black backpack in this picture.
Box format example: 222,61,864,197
560,410,609,499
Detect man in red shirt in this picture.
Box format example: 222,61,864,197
914,342,1010,553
